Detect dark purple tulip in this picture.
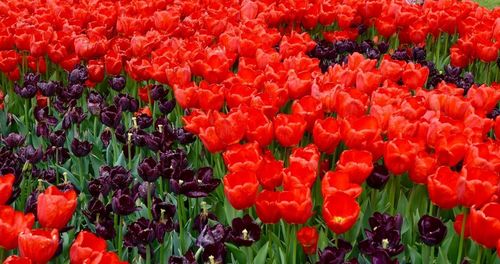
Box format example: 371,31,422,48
108,166,133,190
66,83,84,99
114,124,127,144
359,229,404,258
69,107,87,124
132,182,155,200
87,91,104,115
377,42,389,54
137,157,160,182
150,85,166,101
18,145,43,164
109,75,126,91
366,48,381,60
136,114,153,129
227,215,261,247
37,80,61,96
24,72,41,84
14,82,37,98
369,212,403,233
49,130,66,147
88,178,111,197
144,132,163,152
32,168,56,183
44,146,70,164
24,190,40,218
100,129,112,147
95,217,116,240
371,250,397,264
70,139,93,157
168,251,196,264
34,106,58,125
310,40,336,60
202,243,226,264
114,94,139,113
196,223,227,248
193,202,218,232
57,181,80,195
160,149,189,179
317,239,353,264
151,197,176,222
159,98,176,115
111,189,138,215
487,108,500,120
131,129,149,147
83,198,111,222
124,217,156,246
418,215,447,246
175,128,195,145
2,133,25,148
100,105,122,129
170,167,220,198
68,64,88,84
391,49,410,61
367,164,390,190
359,40,374,53
412,47,426,62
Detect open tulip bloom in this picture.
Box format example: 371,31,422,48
0,0,500,263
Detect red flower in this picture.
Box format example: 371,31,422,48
256,151,283,190
322,170,362,199
312,117,341,154
70,231,107,264
37,186,78,229
409,151,437,185
495,117,500,140
336,150,373,184
0,173,15,205
104,50,123,76
427,166,461,209
214,110,247,146
245,107,274,147
255,190,281,224
402,62,429,90
291,96,324,131
197,81,224,112
277,188,313,224
273,113,307,147
469,202,500,248
223,171,259,210
87,60,105,83
3,256,32,264
81,251,127,264
434,132,468,167
223,142,262,173
384,138,418,175
340,116,380,149
287,144,320,188
322,192,360,234
19,228,59,264
0,50,19,73
297,226,318,255
457,166,499,208
453,213,470,239
0,206,35,250
199,126,225,153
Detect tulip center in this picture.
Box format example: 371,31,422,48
179,180,184,185
209,255,216,264
333,216,345,224
242,229,249,240
382,238,389,249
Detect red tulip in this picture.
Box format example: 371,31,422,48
255,190,281,224
223,171,259,210
37,186,78,229
0,50,19,73
453,213,471,239
19,228,59,264
312,117,341,154
82,251,127,264
256,151,283,190
287,144,320,188
322,192,360,234
402,62,429,90
291,96,324,131
223,142,262,173
244,107,274,147
0,173,15,205
322,170,362,199
340,116,380,150
0,206,35,250
427,166,461,209
214,110,247,146
277,188,313,224
336,150,373,184
469,202,500,248
457,166,499,208
3,256,32,264
409,151,437,185
384,138,418,175
297,227,318,255
70,231,107,264
199,126,225,153
273,113,307,147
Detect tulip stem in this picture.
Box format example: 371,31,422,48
456,208,468,264
0,248,5,263
146,244,151,264
475,246,483,264
178,195,186,253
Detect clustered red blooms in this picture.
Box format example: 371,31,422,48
0,0,499,262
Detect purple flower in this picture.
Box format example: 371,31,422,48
168,251,196,264
196,223,227,248
137,157,160,182
70,139,93,157
68,64,88,84
227,215,260,247
418,215,447,246
111,189,138,215
2,133,25,148
170,167,220,198
49,130,66,147
37,80,61,97
317,239,353,264
366,164,390,190
109,75,126,91
87,91,104,115
114,94,139,113
100,105,122,129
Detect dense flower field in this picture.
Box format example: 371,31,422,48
0,0,500,263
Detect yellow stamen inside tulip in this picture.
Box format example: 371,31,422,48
242,229,249,240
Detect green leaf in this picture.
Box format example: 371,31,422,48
226,243,246,264
254,241,269,263
407,245,423,264
438,247,451,264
